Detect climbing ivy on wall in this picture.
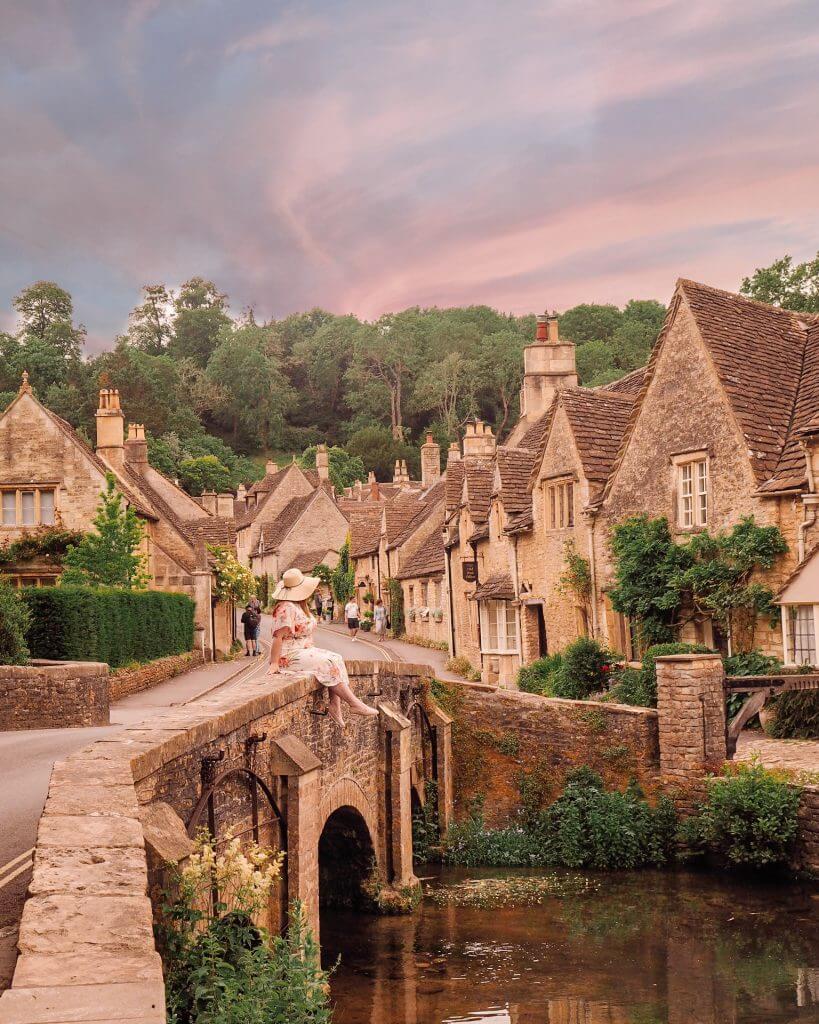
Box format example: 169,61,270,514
609,514,788,652
387,577,405,636
330,539,355,604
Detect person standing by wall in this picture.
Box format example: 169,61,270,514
373,598,387,643
241,602,262,657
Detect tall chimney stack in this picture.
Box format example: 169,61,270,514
420,432,441,489
519,309,577,420
316,444,330,481
124,423,148,469
95,388,125,466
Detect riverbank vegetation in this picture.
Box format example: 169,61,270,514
157,831,331,1024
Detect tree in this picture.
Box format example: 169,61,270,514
170,277,232,366
741,252,819,312
288,316,357,436
475,329,526,437
298,445,364,491
205,323,293,448
346,426,419,480
0,578,31,665
178,455,233,496
559,303,622,345
128,284,174,354
13,281,86,359
61,474,148,588
413,351,471,439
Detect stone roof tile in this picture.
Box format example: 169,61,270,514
469,572,515,601
349,509,383,558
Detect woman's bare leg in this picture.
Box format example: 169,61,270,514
335,681,378,717
328,689,345,727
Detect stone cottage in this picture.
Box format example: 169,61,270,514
0,376,236,656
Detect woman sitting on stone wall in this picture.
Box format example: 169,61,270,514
268,568,379,729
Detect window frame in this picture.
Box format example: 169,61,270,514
543,477,575,532
479,599,519,655
0,486,58,528
782,603,818,666
672,452,709,530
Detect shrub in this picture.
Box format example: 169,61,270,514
603,666,654,707
158,832,330,1024
767,691,819,740
551,637,617,700
412,780,441,863
0,578,31,665
21,587,194,667
517,652,563,695
208,545,256,604
386,578,404,636
444,769,677,871
724,650,782,677
679,760,801,868
635,642,713,706
445,655,474,678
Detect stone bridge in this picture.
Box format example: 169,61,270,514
0,660,451,1024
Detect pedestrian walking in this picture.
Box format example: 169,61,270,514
241,601,262,657
325,595,335,622
268,568,378,729
373,598,387,642
344,596,360,641
314,590,324,619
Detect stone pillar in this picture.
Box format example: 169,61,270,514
191,569,213,660
379,703,417,888
656,653,726,787
271,736,323,939
425,703,454,833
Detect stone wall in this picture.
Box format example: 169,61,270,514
108,650,204,702
0,660,109,729
433,678,660,827
793,784,819,875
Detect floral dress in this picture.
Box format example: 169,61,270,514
269,601,348,688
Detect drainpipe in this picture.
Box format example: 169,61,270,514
798,502,816,562
443,529,457,656
376,551,382,601
510,534,524,667
588,511,599,638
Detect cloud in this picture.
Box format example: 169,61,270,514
0,0,817,349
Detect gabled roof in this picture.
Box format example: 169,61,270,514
599,366,646,398
496,447,538,514
463,460,493,523
385,493,425,545
445,460,465,514
560,387,635,485
290,547,337,573
237,464,310,530
396,528,445,579
257,491,316,555
349,509,383,558
516,408,553,451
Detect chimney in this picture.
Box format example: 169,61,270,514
266,459,278,476
316,444,330,481
216,493,234,517
236,483,247,507
95,388,125,466
367,471,380,500
392,460,402,484
447,441,461,466
353,479,363,499
124,423,148,469
520,309,577,419
462,419,496,459
421,432,441,488
200,491,217,514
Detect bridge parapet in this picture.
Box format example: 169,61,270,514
0,660,450,1024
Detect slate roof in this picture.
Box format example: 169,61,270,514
463,461,494,523
516,408,553,452
385,493,425,545
599,366,646,398
236,466,301,530
396,529,445,579
496,447,538,513
193,516,236,547
560,388,636,484
289,547,336,573
349,509,383,558
680,279,817,485
445,460,465,513
469,572,515,601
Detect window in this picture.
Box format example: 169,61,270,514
0,487,56,527
545,480,574,530
408,585,415,606
675,456,708,528
789,606,816,665
480,600,518,654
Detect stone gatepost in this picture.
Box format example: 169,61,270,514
379,703,417,889
655,653,726,791
271,735,322,937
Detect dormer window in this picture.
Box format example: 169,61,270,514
673,453,708,529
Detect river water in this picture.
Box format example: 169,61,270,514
322,866,819,1024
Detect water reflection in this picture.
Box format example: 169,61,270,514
322,867,818,1024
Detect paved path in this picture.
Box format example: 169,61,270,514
735,731,819,781
315,621,462,681
0,649,270,989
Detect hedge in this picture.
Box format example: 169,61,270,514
21,587,195,668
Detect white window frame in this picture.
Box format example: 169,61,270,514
782,604,818,666
672,453,709,529
479,600,519,655
0,486,58,528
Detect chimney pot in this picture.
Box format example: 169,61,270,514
536,313,548,342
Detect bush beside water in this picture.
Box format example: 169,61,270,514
21,586,194,667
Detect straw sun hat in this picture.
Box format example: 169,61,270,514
271,567,320,603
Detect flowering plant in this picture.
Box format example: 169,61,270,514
207,544,257,604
